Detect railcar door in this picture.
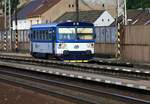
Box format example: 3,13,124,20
51,28,56,55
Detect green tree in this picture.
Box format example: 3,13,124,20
3,0,19,14
127,0,150,9
10,0,20,14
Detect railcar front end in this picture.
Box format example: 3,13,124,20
55,22,95,62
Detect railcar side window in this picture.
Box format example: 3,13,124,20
30,29,55,41
35,31,39,40
39,31,42,40
33,30,36,40
43,31,46,40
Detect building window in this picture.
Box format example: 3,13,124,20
108,19,110,21
102,19,104,22
69,4,74,8
102,4,105,7
69,4,71,8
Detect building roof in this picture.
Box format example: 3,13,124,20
55,10,105,23
14,0,61,20
28,0,61,18
127,9,150,25
110,9,150,26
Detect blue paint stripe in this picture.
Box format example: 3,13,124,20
31,40,95,43
56,40,95,43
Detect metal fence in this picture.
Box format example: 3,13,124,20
0,30,30,42
1,27,117,43
95,26,117,43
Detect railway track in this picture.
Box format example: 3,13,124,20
0,66,149,104
91,58,134,67
0,55,149,80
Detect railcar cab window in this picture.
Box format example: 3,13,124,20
58,28,94,40
77,28,94,40
30,29,52,41
58,28,76,40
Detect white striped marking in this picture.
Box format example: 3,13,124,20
69,74,75,77
135,70,141,73
55,72,60,75
126,62,130,65
48,71,53,74
77,75,83,79
144,71,150,74
115,82,122,85
30,68,34,70
105,80,111,83
86,77,92,80
95,78,101,82
126,84,134,87
62,73,67,76
122,69,132,72
36,69,40,71
139,86,147,89
125,69,132,72
99,66,104,69
114,68,119,70
42,70,46,73
107,67,112,70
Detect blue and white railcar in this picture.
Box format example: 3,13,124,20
29,22,95,62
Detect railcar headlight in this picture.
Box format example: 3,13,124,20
58,43,67,49
87,43,94,48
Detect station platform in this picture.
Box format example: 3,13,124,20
0,60,150,91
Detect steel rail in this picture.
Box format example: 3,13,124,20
0,67,149,104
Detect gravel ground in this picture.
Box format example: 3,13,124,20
0,82,76,104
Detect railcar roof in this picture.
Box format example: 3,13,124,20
31,23,57,29
31,22,94,29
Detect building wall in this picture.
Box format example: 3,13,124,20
41,0,74,23
28,17,42,25
12,17,42,30
94,11,115,26
40,0,120,23
12,19,30,30
122,25,150,63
